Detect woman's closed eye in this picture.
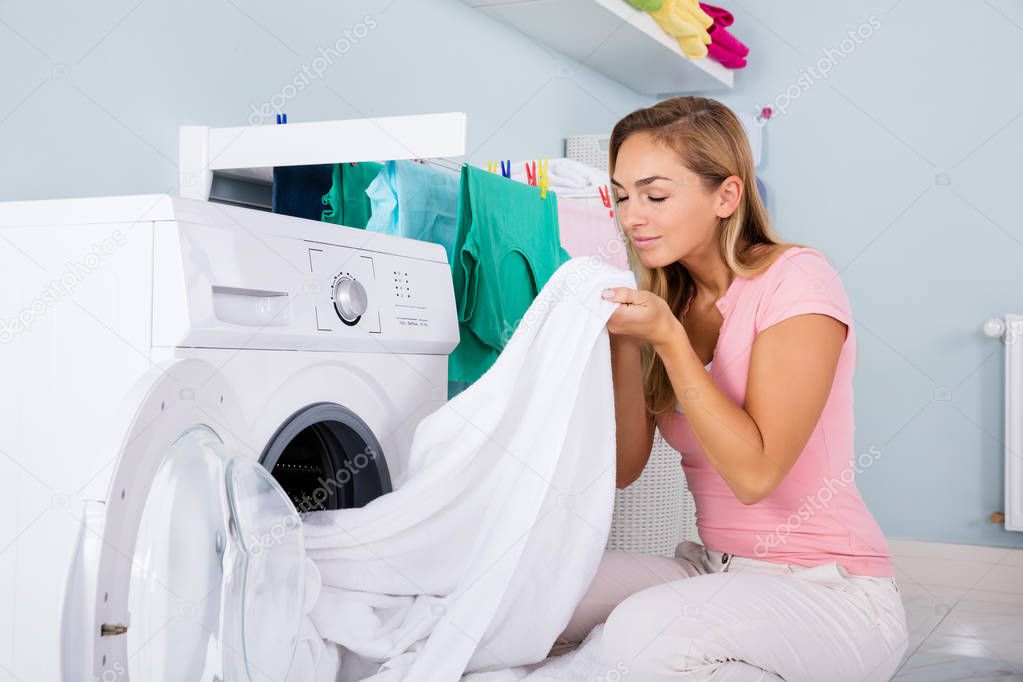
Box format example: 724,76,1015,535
614,195,667,205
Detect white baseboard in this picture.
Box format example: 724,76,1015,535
887,538,1023,600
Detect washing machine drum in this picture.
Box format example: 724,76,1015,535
127,425,304,681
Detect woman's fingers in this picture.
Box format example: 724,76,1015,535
601,287,636,303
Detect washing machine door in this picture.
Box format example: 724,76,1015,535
65,360,305,682
127,426,304,681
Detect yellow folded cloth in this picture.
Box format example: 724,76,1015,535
647,0,712,58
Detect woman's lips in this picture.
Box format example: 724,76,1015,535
632,236,660,250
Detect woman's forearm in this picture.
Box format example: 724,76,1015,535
610,334,653,487
654,329,771,504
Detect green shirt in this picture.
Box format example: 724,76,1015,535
321,161,384,228
448,165,571,384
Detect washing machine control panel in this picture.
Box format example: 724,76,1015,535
305,243,457,352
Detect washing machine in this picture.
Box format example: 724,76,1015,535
0,194,459,681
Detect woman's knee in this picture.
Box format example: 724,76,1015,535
601,587,706,675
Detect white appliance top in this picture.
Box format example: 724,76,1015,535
0,193,449,264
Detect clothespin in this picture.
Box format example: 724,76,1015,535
486,160,498,174
753,106,772,126
500,159,511,178
598,185,614,218
538,159,550,200
524,161,537,186
275,113,287,124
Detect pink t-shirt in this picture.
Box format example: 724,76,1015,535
656,246,893,577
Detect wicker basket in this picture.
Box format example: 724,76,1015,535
605,428,700,556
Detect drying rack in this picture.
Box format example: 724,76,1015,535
178,111,468,202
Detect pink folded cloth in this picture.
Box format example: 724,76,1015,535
709,23,748,57
699,3,749,69
708,41,747,68
699,2,733,27
558,199,629,270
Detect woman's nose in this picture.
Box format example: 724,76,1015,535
618,202,646,228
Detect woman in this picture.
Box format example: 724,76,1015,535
558,97,908,681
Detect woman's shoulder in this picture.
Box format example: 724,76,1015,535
746,244,852,328
746,244,838,285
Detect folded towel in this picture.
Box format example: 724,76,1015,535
648,0,713,58
699,1,733,27
293,257,635,681
700,2,749,68
708,39,748,68
508,158,609,198
709,23,749,58
625,0,664,10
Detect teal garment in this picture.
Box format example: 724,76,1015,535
448,165,571,385
364,160,460,263
320,161,383,228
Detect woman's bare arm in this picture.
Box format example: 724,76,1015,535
610,333,655,488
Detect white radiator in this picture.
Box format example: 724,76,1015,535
987,314,1023,531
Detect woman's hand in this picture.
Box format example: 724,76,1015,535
601,287,686,350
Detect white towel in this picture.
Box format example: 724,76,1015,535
509,158,610,197
462,624,611,681
292,257,635,681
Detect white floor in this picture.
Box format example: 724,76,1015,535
889,539,1023,680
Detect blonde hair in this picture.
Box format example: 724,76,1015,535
609,96,805,416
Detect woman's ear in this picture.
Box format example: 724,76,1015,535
714,175,743,219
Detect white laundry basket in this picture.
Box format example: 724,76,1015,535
605,429,700,557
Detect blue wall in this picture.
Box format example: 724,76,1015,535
0,0,648,200
1,0,1020,547
699,0,1023,548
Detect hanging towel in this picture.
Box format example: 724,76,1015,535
557,199,629,270
363,160,460,264
321,161,385,229
508,158,609,199
272,164,335,221
290,257,635,681
448,165,570,385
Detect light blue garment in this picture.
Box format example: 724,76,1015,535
365,160,459,264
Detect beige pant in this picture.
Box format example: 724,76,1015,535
557,542,908,681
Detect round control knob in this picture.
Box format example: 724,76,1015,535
332,276,368,324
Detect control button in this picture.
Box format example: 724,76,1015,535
332,276,368,324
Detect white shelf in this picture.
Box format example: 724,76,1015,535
178,112,467,201
462,0,732,96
